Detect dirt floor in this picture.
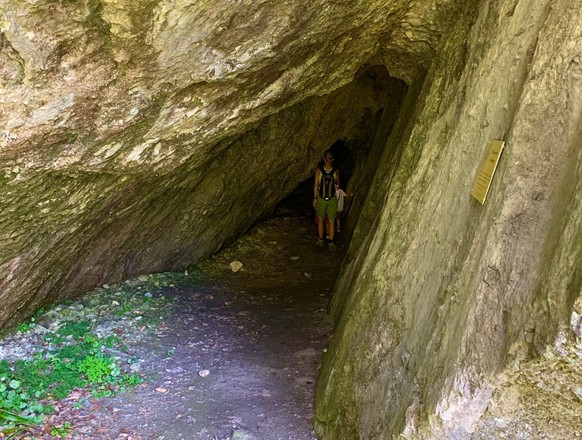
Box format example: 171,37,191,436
4,214,344,440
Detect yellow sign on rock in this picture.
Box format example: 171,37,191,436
471,140,506,205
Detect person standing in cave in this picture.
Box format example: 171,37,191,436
313,150,340,250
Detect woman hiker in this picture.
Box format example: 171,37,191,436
313,150,340,250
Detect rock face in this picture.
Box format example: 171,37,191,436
0,0,435,328
315,0,582,438
1,0,581,438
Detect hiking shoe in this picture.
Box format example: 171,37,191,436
328,241,337,251
315,238,324,248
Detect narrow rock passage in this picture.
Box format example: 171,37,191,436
13,216,343,439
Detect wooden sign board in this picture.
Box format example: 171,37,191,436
471,140,505,205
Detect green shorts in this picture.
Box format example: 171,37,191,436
316,196,338,221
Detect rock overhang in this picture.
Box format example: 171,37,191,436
0,0,460,330
0,0,460,175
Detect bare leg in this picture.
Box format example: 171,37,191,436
328,218,335,241
317,217,325,239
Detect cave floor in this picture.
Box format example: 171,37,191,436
12,215,344,440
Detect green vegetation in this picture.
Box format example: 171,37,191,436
0,408,35,440
0,270,194,437
15,308,44,334
0,318,143,437
50,421,72,438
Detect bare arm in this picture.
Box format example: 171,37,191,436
313,168,321,199
313,168,321,208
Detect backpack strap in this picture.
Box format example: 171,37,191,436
318,165,337,200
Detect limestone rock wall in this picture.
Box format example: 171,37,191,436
0,0,456,174
0,71,388,328
316,0,582,438
0,0,458,328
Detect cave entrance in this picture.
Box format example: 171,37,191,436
328,139,355,189
240,66,409,436
272,65,409,248
0,65,411,439
270,139,357,249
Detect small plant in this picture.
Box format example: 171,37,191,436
17,322,34,333
91,386,113,399
16,313,40,335
118,303,133,316
0,408,35,439
57,320,92,340
104,335,121,348
78,355,114,383
126,374,143,386
50,421,71,437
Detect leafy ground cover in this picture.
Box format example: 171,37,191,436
0,272,198,438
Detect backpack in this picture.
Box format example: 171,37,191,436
318,165,336,200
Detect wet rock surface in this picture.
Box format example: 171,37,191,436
2,216,343,439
